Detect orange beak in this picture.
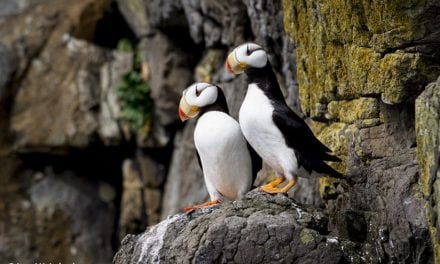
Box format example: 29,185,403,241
225,58,232,73
178,106,189,121
178,96,199,121
225,50,246,74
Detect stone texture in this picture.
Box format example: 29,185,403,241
141,33,193,123
181,0,251,47
119,151,166,238
10,35,132,151
326,98,380,123
119,159,147,240
0,163,115,263
0,1,126,262
283,0,440,118
0,0,54,18
416,76,440,262
115,0,150,37
115,191,349,264
4,5,136,151
280,0,439,262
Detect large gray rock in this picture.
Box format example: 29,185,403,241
181,0,250,47
115,190,352,264
0,164,115,263
140,33,193,128
10,36,131,151
2,0,134,152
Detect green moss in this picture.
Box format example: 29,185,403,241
299,228,316,245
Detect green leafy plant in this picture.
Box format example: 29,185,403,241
117,71,153,132
116,38,153,133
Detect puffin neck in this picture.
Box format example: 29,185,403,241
199,87,229,115
245,63,285,101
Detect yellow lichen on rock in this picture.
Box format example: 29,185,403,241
416,76,440,262
311,121,356,174
283,0,440,118
327,98,380,123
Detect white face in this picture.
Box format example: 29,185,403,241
178,82,218,121
183,82,218,107
226,43,268,74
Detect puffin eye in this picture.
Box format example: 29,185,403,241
246,45,251,56
195,85,201,96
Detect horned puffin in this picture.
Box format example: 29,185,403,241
178,82,262,211
225,43,342,194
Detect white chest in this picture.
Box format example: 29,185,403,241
239,84,298,176
194,111,252,200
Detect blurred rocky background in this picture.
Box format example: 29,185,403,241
0,0,439,263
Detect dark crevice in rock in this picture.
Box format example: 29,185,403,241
379,41,440,58
92,1,138,49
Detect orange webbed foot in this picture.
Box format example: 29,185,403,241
183,199,220,212
260,178,297,194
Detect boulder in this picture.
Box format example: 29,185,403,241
115,190,350,264
10,36,131,151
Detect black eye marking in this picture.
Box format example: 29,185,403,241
195,85,201,96
246,44,263,56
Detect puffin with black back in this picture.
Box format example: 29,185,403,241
225,43,342,194
178,82,262,211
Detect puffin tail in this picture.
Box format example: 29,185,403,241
320,161,344,179
323,152,342,162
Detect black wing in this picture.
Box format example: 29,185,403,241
272,104,343,178
247,143,263,186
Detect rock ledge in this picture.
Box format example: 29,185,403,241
114,190,352,264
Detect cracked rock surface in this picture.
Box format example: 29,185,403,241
114,190,348,264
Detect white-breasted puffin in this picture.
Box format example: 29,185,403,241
178,82,262,211
225,43,342,194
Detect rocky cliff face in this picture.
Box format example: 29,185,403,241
416,76,440,261
115,0,440,263
282,1,440,262
1,0,439,263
